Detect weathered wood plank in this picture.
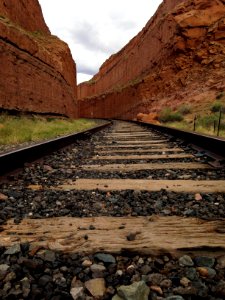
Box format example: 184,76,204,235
92,153,193,160
111,130,148,133
81,162,211,172
1,216,225,257
95,144,169,149
104,135,158,138
99,140,169,144
54,179,225,193
104,137,160,140
95,148,184,154
104,133,151,137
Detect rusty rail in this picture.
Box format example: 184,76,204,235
134,121,225,167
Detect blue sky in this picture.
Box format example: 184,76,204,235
39,0,163,83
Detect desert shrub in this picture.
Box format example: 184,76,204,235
210,101,225,113
197,114,217,128
197,114,225,129
178,104,192,115
158,108,183,123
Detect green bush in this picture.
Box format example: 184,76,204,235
197,114,225,130
210,101,225,113
197,114,217,128
159,108,183,123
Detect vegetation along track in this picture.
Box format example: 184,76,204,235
0,120,225,300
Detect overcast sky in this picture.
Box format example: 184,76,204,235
39,0,163,84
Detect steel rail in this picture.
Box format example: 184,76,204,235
134,121,225,166
0,121,112,176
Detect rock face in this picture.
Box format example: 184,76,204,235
0,0,77,117
78,0,225,120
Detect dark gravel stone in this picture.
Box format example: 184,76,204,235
94,253,116,264
185,268,199,281
194,256,215,268
213,280,225,297
18,257,43,270
37,250,56,262
4,244,21,255
38,275,53,287
179,255,194,267
126,233,136,241
192,280,209,297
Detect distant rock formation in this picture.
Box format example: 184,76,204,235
0,0,77,117
78,0,225,120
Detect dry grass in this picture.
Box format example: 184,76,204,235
159,100,225,138
0,114,98,145
165,117,225,138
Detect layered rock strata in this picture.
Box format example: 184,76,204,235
0,0,77,117
78,0,225,120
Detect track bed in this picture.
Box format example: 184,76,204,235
0,121,225,299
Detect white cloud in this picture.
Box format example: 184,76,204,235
39,0,163,83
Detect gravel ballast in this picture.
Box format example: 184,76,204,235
1,121,225,299
0,244,225,299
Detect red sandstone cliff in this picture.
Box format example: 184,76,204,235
0,0,77,117
78,0,225,120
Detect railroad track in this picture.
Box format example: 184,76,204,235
0,120,225,299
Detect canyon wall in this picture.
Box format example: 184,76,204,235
0,0,77,117
78,0,225,120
